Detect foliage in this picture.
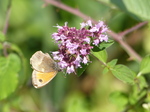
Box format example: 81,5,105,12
0,0,150,112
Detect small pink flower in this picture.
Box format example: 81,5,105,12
67,65,75,74
86,20,92,27
93,39,100,46
83,56,88,64
80,49,87,55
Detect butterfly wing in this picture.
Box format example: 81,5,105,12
30,51,58,73
32,70,57,88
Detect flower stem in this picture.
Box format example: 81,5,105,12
3,0,12,35
43,0,142,62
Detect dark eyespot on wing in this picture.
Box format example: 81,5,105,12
39,79,43,82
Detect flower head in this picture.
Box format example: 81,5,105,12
52,20,108,74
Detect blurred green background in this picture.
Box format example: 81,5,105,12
0,0,149,112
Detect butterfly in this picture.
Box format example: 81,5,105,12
30,51,60,88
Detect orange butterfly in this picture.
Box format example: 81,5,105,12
30,51,60,88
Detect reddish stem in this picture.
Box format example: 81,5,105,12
43,0,143,62
3,0,11,35
119,21,148,37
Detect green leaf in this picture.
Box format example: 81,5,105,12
0,53,21,100
109,91,128,107
92,40,114,52
0,32,5,42
111,64,136,84
91,50,108,64
103,67,109,74
107,59,118,68
110,0,150,21
11,44,28,86
140,55,150,74
76,63,88,77
134,76,148,89
103,59,118,74
11,44,24,58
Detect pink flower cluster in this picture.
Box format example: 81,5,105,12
52,20,108,74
